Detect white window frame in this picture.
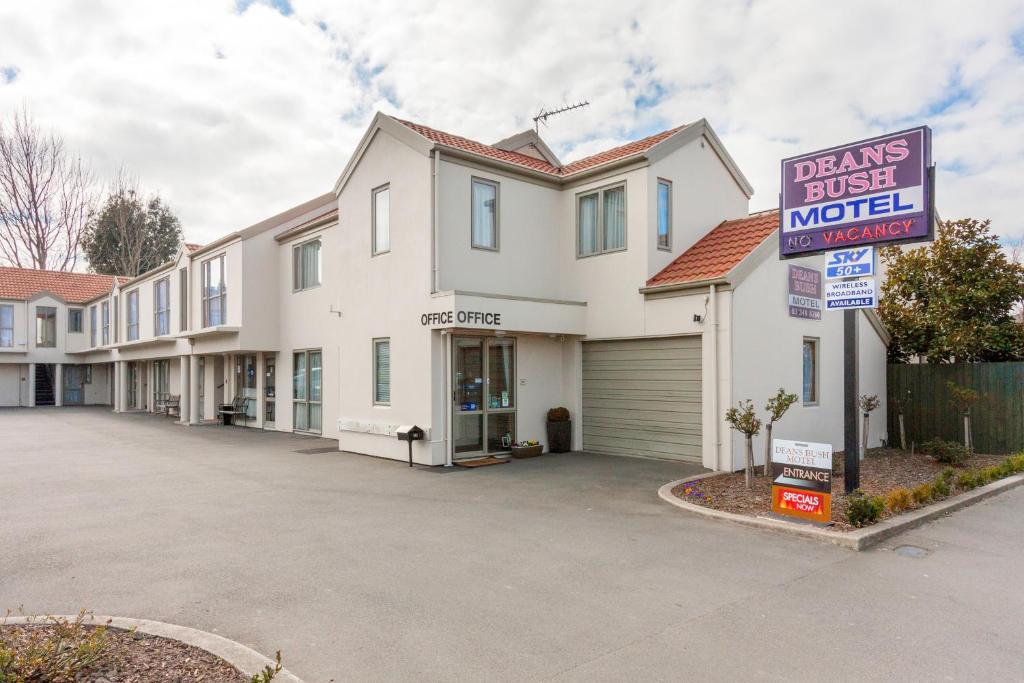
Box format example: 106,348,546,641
372,184,390,256
0,303,13,348
101,301,110,345
179,267,188,332
802,337,820,406
470,177,500,251
126,289,139,341
292,237,322,292
68,307,83,333
373,338,391,406
657,178,672,251
154,277,170,336
576,182,627,258
35,306,56,347
89,305,97,347
202,254,227,327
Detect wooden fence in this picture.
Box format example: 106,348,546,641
887,362,1024,454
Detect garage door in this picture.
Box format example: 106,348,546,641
582,336,702,463
0,364,22,407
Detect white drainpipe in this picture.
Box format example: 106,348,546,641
709,283,722,470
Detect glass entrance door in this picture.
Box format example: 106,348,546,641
452,337,515,458
264,353,276,428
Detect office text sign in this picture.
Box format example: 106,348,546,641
770,439,833,524
780,127,932,257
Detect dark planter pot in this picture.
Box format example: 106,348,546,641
511,445,543,459
546,420,572,453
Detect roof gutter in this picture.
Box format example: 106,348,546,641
638,276,729,295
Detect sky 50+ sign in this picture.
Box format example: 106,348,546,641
779,127,933,257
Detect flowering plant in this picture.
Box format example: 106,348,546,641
513,439,540,448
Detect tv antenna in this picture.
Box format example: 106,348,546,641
533,100,590,132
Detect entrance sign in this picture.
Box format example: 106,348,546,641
825,246,875,279
825,278,877,310
770,439,833,524
787,265,822,320
780,126,933,258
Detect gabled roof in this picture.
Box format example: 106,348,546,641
0,267,124,304
394,118,689,178
184,243,203,253
645,210,780,288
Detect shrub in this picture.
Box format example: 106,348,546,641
981,465,1002,483
546,407,570,422
251,650,284,683
1009,453,1024,472
847,489,885,527
0,611,112,682
911,483,933,505
932,476,951,498
920,438,968,465
940,467,956,482
884,487,913,513
956,471,979,490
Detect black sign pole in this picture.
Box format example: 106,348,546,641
843,308,860,493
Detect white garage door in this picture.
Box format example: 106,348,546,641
582,336,702,463
0,364,22,407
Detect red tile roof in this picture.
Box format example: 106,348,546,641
0,267,122,303
394,118,689,177
184,243,203,253
646,210,780,287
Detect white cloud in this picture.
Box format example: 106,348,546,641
1,0,1021,248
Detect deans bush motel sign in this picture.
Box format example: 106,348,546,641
772,126,935,521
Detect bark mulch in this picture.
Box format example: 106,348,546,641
0,624,250,682
672,448,1006,532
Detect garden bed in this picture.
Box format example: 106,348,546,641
673,447,1020,531
0,619,254,682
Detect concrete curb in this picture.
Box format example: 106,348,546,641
2,615,303,682
658,472,1024,551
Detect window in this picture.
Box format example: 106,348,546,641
657,179,672,250
802,338,819,405
293,238,322,291
68,308,83,333
101,301,110,345
89,306,97,347
373,338,390,405
372,185,390,255
202,255,226,327
113,295,119,342
154,278,170,336
179,268,188,332
126,290,139,341
577,183,626,257
0,304,12,348
293,349,322,434
471,178,499,250
35,306,56,347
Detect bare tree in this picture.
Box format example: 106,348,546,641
0,108,96,270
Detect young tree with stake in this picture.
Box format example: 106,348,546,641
947,381,980,454
858,394,880,460
763,389,798,477
890,389,911,451
725,400,762,489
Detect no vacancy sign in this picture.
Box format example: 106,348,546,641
771,439,833,524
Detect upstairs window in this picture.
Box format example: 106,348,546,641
471,178,499,250
0,304,13,348
372,185,390,255
35,306,56,347
126,290,139,341
179,268,188,332
202,255,226,327
154,277,170,336
101,301,110,345
657,179,672,250
577,184,626,257
89,306,97,347
803,338,819,405
293,238,322,291
68,308,83,333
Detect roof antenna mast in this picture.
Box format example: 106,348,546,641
533,100,590,133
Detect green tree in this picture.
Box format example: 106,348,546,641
82,169,182,276
879,218,1024,363
725,399,762,489
763,388,798,477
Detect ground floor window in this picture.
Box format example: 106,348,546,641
264,352,276,426
803,337,819,405
293,349,321,434
154,359,170,402
234,354,257,419
453,336,515,456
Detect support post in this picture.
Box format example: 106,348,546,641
54,364,63,407
180,356,191,425
189,355,201,424
843,310,860,493
27,363,36,407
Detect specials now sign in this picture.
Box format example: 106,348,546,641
780,126,933,257
770,439,833,524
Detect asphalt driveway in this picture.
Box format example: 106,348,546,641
2,407,1023,681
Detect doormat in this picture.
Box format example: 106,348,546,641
455,456,509,468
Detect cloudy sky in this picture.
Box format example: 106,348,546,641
1,0,1022,248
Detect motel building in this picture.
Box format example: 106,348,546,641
0,113,889,472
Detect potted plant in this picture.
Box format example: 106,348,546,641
511,439,543,458
546,407,572,453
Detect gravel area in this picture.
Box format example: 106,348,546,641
0,624,250,682
672,448,1007,531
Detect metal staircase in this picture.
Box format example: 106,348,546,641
35,364,55,406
